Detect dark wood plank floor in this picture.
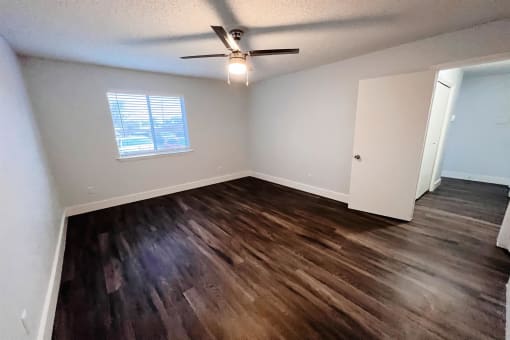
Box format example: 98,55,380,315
418,177,509,225
53,177,510,339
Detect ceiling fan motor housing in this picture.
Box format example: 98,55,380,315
229,50,246,62
229,29,244,41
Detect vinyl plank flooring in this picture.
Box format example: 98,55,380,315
52,177,510,339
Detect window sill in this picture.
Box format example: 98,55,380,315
116,148,193,162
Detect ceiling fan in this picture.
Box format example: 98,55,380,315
180,26,299,85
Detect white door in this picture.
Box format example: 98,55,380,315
349,70,436,221
416,82,451,198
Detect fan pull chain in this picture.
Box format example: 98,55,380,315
246,70,249,86
227,70,231,85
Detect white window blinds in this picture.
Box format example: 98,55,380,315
106,92,190,157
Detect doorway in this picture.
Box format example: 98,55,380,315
438,61,510,189
348,57,509,222
416,58,510,224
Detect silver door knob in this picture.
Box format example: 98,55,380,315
354,154,361,160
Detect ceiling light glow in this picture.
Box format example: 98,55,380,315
228,55,247,75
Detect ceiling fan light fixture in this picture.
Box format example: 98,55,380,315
228,54,247,75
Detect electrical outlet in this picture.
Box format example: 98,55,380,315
87,186,96,195
20,309,29,335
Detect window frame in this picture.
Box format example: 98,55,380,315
106,89,192,160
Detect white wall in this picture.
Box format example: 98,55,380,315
441,72,510,185
0,37,62,339
21,58,249,207
249,20,510,197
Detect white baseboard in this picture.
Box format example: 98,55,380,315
66,171,251,216
37,211,68,340
251,171,349,203
507,279,510,340
430,178,442,192
65,170,350,216
442,171,510,186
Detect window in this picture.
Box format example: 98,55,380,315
106,92,190,158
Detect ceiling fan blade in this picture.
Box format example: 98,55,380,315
180,53,228,59
249,49,299,56
211,26,240,51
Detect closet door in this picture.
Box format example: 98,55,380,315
416,81,451,199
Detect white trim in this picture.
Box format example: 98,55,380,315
430,178,442,192
66,171,251,216
116,148,193,161
37,211,68,340
442,171,510,186
431,51,510,71
428,74,459,196
251,171,349,203
106,88,186,98
506,279,510,340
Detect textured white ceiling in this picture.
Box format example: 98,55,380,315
1,0,510,82
462,59,510,77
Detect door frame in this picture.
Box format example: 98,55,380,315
416,79,453,199
431,51,510,71
349,51,510,221
420,51,510,194
427,78,453,193
431,51,510,245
